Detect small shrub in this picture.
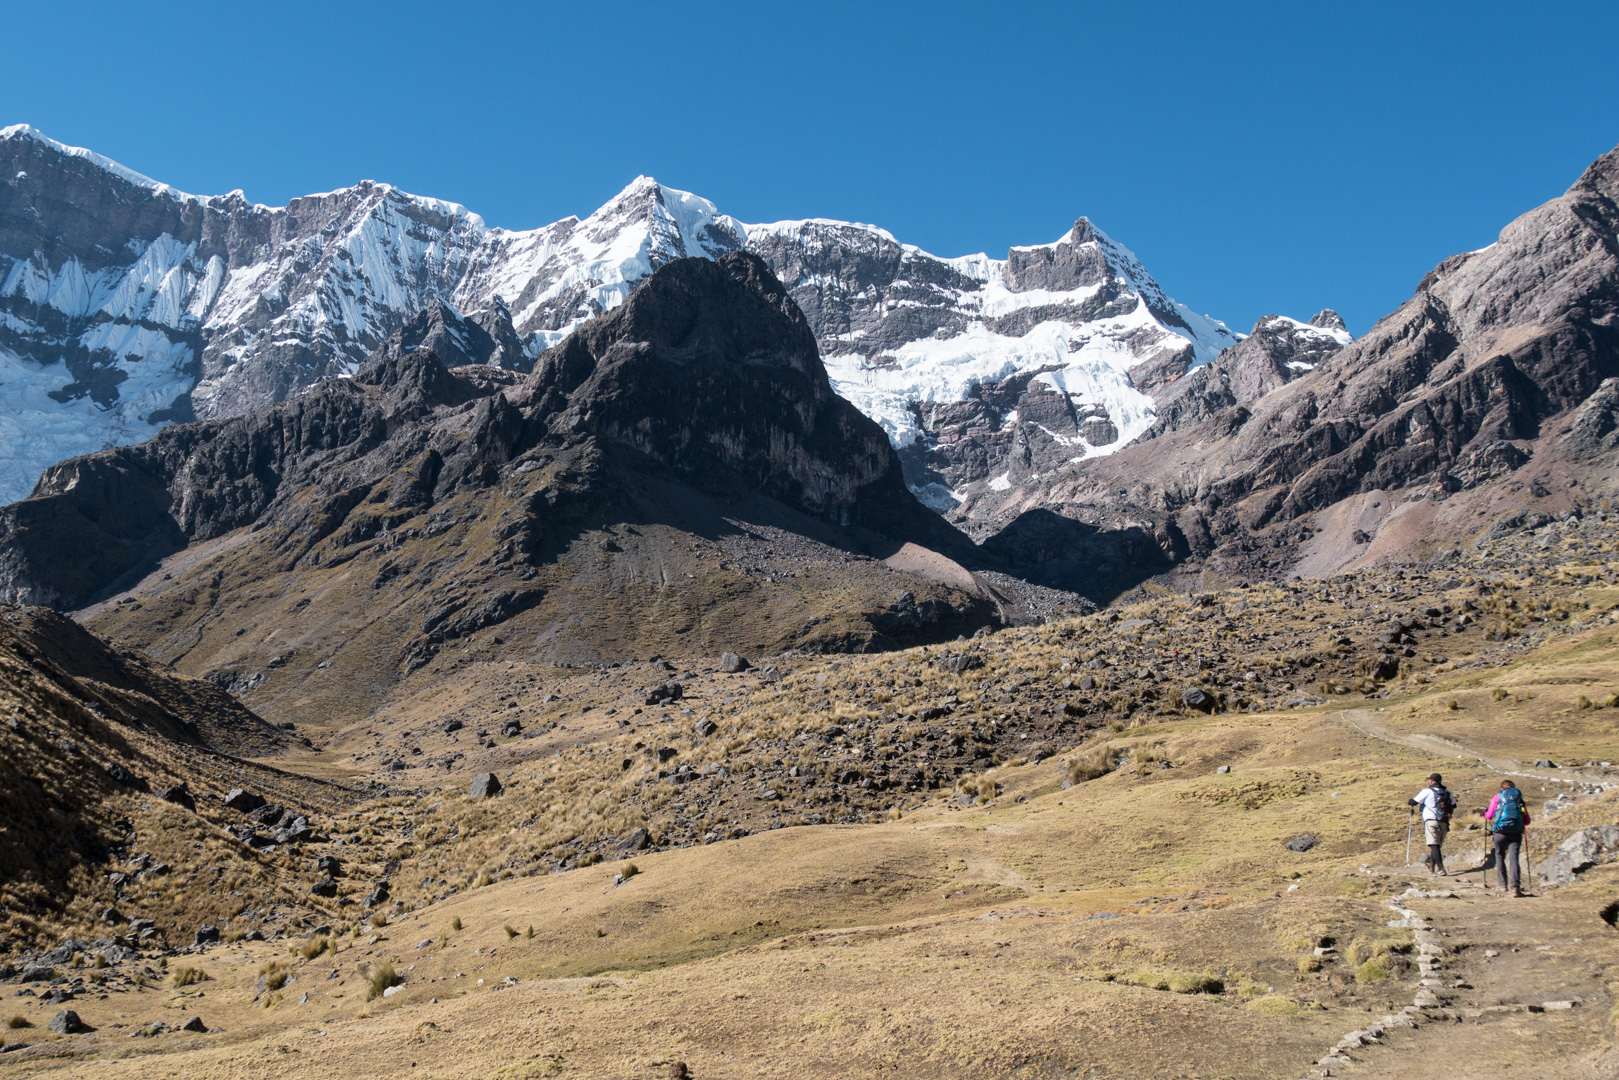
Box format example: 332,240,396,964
1492,688,1509,701
475,871,494,888
171,965,208,988
1296,956,1322,974
1447,700,1460,711
595,928,606,938
5,1015,29,1029
1578,695,1593,710
299,935,330,961
93,952,108,970
259,961,290,992
503,924,518,940
368,912,388,929
621,862,640,879
451,917,463,932
525,926,534,939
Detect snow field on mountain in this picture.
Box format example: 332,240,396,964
0,335,193,502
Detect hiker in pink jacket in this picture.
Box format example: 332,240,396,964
1485,779,1532,896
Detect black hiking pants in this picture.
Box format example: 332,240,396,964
1492,830,1523,891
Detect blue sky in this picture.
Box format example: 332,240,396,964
6,1,1617,335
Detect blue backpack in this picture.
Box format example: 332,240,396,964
1494,787,1526,831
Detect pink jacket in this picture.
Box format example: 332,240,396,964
1485,791,1531,830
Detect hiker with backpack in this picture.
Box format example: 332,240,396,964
1485,779,1531,896
1408,773,1456,875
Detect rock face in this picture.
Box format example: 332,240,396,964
0,124,1240,508
962,143,1619,592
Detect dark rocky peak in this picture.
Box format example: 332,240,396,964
526,252,929,534
1140,313,1352,441
1308,309,1348,332
469,297,534,372
355,347,481,418
371,300,504,372
1004,218,1112,293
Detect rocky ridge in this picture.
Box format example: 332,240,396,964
957,144,1619,594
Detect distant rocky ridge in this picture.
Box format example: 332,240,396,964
0,124,1246,507
963,144,1619,588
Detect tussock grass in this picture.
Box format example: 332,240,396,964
259,961,290,992
170,965,208,987
363,959,397,1001
1065,742,1116,784
1110,968,1224,994
1246,995,1305,1017
298,935,331,960
5,1015,29,1029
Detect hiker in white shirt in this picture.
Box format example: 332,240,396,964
1408,772,1455,875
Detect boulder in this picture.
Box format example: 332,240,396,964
180,1016,208,1033
316,855,343,875
719,652,751,673
935,653,983,676
501,718,522,738
47,1009,88,1035
469,773,503,799
194,925,220,946
693,718,718,738
310,878,338,898
105,762,148,790
1285,834,1319,853
645,681,684,706
157,784,195,810
245,802,286,825
617,828,651,852
1181,688,1216,713
223,788,265,813
442,718,464,733
1537,825,1619,885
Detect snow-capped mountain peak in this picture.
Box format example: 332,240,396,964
0,126,1319,512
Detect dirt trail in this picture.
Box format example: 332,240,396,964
1295,868,1618,1080
1336,709,1606,787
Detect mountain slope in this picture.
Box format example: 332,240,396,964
0,124,1245,508
968,143,1619,589
0,254,1004,733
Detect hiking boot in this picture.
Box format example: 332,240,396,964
1513,888,1525,898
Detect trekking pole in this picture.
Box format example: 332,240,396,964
1405,808,1414,867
